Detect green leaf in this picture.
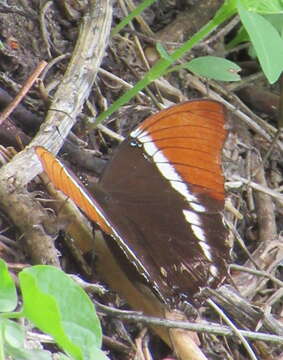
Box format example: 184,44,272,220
19,266,102,360
3,319,52,360
0,259,17,312
185,56,241,81
240,0,283,14
238,1,283,83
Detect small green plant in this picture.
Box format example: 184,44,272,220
0,259,107,360
95,0,283,125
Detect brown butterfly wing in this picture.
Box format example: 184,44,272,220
99,100,229,305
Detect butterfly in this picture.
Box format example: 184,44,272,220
35,99,229,308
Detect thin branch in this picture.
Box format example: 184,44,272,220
0,61,47,125
95,301,283,344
